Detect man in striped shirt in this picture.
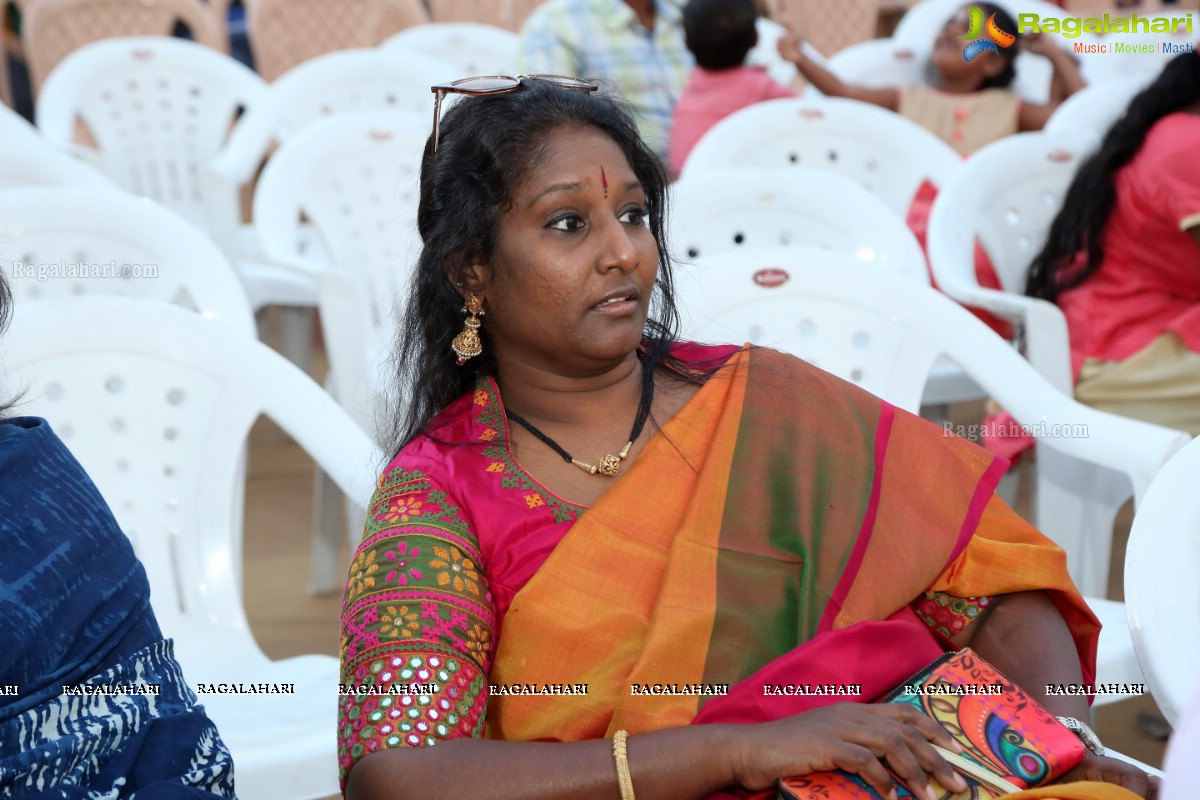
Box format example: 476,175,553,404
517,0,694,162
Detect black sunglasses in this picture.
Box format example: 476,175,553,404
429,74,599,151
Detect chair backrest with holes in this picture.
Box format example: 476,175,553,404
0,187,255,336
681,97,963,218
23,0,225,93
1126,434,1200,726
675,246,1188,583
246,0,429,81
253,112,426,325
36,37,267,228
669,168,929,281
381,22,519,75
0,297,379,639
0,134,121,190
425,0,544,30
242,48,454,145
928,130,1099,298
252,112,425,427
1045,73,1155,137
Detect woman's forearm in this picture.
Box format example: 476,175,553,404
965,590,1092,720
1045,48,1087,98
345,723,740,800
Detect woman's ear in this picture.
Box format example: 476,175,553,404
445,249,490,297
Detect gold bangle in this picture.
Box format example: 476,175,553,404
612,729,636,800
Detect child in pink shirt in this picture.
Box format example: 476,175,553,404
668,0,793,175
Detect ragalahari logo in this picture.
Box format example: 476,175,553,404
961,6,1017,62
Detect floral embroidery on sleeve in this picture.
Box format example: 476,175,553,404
913,591,993,639
338,468,494,789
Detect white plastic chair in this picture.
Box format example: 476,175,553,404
0,296,381,800
926,130,1160,602
669,167,929,281
31,35,323,358
203,48,453,268
36,36,267,232
22,0,225,94
1045,72,1155,136
826,36,928,89
681,97,963,223
0,186,254,336
0,134,120,189
676,246,1190,706
253,112,426,429
927,130,1098,395
381,22,519,75
252,111,427,593
1126,435,1200,726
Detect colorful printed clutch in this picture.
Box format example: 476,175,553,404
777,648,1086,800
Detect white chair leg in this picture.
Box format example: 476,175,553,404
278,306,314,374
309,466,343,595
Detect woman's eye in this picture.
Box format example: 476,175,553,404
548,214,585,232
619,207,647,226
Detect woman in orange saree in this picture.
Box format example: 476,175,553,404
338,78,1156,800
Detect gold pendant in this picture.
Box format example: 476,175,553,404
571,441,635,478
597,453,623,477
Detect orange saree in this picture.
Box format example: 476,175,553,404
487,345,1098,743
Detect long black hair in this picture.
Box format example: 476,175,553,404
386,79,683,455
0,268,17,419
1026,52,1200,302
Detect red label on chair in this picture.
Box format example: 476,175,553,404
799,108,824,120
753,268,790,287
368,131,394,142
1047,149,1074,163
131,49,154,61
895,48,916,61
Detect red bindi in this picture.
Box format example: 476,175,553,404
601,166,608,198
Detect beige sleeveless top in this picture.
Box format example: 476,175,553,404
898,84,1021,156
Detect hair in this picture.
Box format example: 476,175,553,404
683,0,759,71
947,2,1021,90
386,79,684,456
0,268,17,419
1025,52,1200,303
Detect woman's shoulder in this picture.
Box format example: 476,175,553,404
378,379,502,489
1145,112,1200,150
1,417,83,485
1130,112,1200,177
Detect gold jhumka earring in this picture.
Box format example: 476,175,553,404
451,293,484,365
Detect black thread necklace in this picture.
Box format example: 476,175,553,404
505,358,655,478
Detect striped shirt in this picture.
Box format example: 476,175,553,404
517,0,693,159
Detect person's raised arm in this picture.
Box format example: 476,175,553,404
776,28,900,110
1018,33,1087,130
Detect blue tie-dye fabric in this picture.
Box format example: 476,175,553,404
0,418,235,798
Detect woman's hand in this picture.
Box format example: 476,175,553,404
1022,32,1058,58
775,28,806,64
1057,754,1160,799
728,703,969,800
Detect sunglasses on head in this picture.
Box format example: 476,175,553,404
429,74,600,151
